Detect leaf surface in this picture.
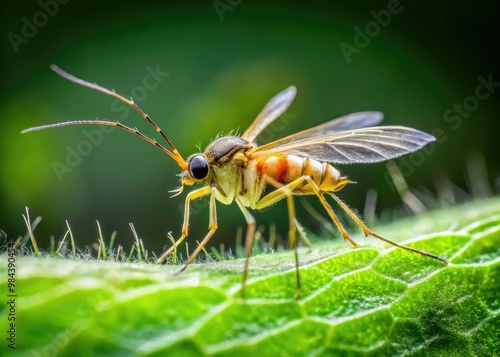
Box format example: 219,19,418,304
1,198,499,356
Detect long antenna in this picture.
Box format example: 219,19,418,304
22,119,187,167
43,64,187,169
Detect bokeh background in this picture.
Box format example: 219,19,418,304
1,0,498,254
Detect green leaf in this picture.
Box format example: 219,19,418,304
1,197,499,356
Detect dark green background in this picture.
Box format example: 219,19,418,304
1,1,498,254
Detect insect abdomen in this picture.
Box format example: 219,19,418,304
257,155,348,192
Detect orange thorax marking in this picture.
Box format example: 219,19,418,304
257,155,348,193
257,155,289,183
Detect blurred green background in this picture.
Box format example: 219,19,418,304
1,0,498,254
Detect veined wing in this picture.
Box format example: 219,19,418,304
242,86,296,142
256,111,383,150
250,126,435,164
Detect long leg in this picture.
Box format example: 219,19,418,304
156,186,212,264
257,175,406,298
178,187,218,272
259,176,447,264
329,193,448,263
294,219,312,250
256,176,360,248
235,200,256,299
278,182,302,299
255,176,323,299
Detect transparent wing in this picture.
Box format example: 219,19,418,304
256,111,383,150
250,126,435,164
242,86,296,142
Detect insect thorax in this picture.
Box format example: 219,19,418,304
204,136,252,164
204,136,254,205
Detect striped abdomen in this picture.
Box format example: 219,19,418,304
257,155,349,193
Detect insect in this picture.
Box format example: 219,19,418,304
23,64,448,298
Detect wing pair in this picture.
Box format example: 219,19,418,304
23,66,434,167
242,86,435,164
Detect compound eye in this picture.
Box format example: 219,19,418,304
189,155,209,180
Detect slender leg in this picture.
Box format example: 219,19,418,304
256,175,362,298
156,186,212,264
293,238,301,300
256,176,360,248
329,193,448,263
235,200,256,299
290,218,313,297
257,176,297,250
255,176,324,299
295,219,312,250
177,187,219,272
284,189,302,299
286,195,297,250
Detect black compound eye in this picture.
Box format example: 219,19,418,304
189,155,209,180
